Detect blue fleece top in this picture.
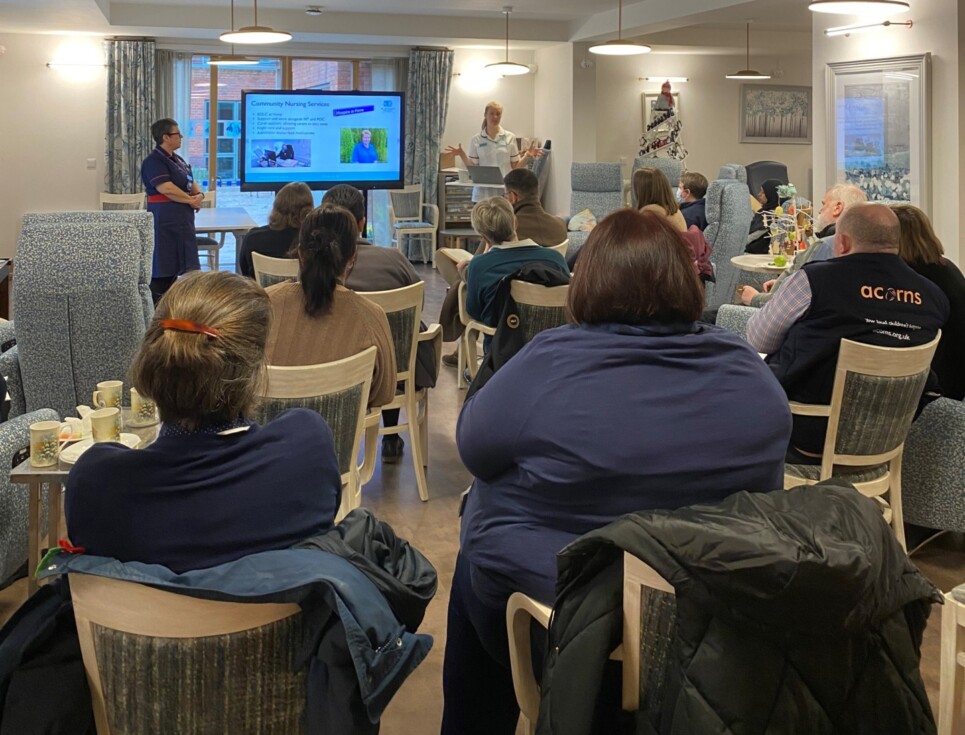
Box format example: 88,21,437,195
66,408,341,573
458,322,792,606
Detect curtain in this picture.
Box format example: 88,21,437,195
155,49,191,124
105,39,156,194
371,58,408,92
404,49,454,206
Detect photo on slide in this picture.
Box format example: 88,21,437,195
341,128,387,164
250,139,310,168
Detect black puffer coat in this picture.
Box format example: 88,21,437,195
537,481,939,735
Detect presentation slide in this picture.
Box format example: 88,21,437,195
241,90,405,191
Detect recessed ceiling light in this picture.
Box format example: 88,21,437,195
305,5,323,15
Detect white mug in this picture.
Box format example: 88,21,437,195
130,388,158,425
90,407,121,443
29,420,72,467
93,380,123,409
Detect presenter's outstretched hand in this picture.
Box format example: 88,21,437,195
445,143,465,157
526,142,544,159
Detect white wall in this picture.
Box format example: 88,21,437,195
534,43,576,217
812,0,963,263
0,34,107,256
593,31,814,199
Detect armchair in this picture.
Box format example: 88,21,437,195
567,162,623,258
702,178,754,312
745,160,789,199
630,157,682,208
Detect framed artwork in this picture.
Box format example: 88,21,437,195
826,54,930,211
739,84,812,144
642,92,679,128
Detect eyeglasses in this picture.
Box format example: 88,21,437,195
165,131,184,138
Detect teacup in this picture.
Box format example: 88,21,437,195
93,380,123,409
29,420,72,467
90,407,122,443
130,388,158,425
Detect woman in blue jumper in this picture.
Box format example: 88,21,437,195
441,208,792,735
66,271,342,573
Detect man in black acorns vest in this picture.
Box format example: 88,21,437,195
746,203,949,462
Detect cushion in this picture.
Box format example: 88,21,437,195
568,209,598,232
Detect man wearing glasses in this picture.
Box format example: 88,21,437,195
141,118,205,302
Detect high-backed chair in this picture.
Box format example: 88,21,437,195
197,191,223,271
567,163,623,258
630,157,683,208
715,303,757,338
745,160,789,199
548,239,568,257
940,584,965,735
717,163,747,184
702,178,754,312
527,142,552,200
388,185,439,265
251,251,299,289
71,573,306,735
256,347,376,519
783,334,942,549
360,283,442,502
0,212,153,419
98,193,145,210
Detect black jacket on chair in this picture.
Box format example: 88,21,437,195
537,481,939,735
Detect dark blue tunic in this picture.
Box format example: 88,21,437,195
140,146,200,278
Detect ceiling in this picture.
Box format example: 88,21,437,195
0,0,815,51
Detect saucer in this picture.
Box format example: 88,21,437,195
60,433,141,465
125,413,159,428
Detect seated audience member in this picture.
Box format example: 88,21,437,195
678,170,709,231
265,204,396,409
322,184,433,463
740,183,866,307
464,197,569,329
633,166,686,231
66,271,341,572
745,178,783,254
237,182,314,279
747,203,949,462
441,208,791,735
893,203,965,399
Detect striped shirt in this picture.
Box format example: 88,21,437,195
746,269,813,355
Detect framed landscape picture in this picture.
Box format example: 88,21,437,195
739,84,811,144
826,54,930,212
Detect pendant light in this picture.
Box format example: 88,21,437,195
209,45,259,66
485,7,531,76
589,0,651,56
220,0,292,44
809,0,910,15
726,21,771,80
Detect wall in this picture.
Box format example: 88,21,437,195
812,0,963,263
534,43,576,217
0,33,107,256
593,30,814,200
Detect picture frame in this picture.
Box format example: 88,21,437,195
826,54,930,212
739,84,812,144
642,92,679,129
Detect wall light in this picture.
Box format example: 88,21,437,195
46,62,106,69
639,76,689,83
824,19,912,36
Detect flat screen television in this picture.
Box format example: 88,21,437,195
240,89,405,192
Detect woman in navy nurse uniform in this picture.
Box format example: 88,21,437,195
141,117,205,303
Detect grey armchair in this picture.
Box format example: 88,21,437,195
902,397,965,533
745,160,789,199
2,212,154,419
717,163,747,184
567,162,624,258
630,157,683,208
703,178,754,312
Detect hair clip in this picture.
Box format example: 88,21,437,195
158,319,221,339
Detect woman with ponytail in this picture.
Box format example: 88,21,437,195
264,203,396,408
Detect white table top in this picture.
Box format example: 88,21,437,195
195,207,259,233
730,254,791,274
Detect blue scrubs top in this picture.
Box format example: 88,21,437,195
140,146,200,278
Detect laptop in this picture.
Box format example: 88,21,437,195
467,166,506,186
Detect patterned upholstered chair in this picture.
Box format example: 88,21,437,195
717,163,747,184
360,283,443,502
703,178,754,312
745,160,789,200
567,163,624,258
388,185,439,265
783,334,941,549
507,551,676,735
902,397,965,535
251,251,299,289
629,157,683,208
715,303,757,338
0,408,60,585
256,347,377,519
71,573,306,735
0,212,153,419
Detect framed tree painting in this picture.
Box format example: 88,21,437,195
739,84,812,144
826,54,930,211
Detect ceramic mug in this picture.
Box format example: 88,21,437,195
92,380,123,409
29,420,72,467
90,407,121,443
130,388,158,425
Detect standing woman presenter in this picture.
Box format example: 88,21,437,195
445,101,542,202
141,118,204,303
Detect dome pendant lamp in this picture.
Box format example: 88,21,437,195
220,0,292,44
726,21,771,80
485,7,531,76
589,0,652,56
809,0,910,15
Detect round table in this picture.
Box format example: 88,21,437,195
730,254,792,274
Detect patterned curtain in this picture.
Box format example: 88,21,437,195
105,39,156,194
404,48,454,206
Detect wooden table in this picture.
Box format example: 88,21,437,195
11,410,160,594
439,228,481,253
730,254,792,274
195,207,259,271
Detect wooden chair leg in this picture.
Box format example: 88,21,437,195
890,454,906,551
419,393,429,466
407,391,429,502
939,594,964,735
